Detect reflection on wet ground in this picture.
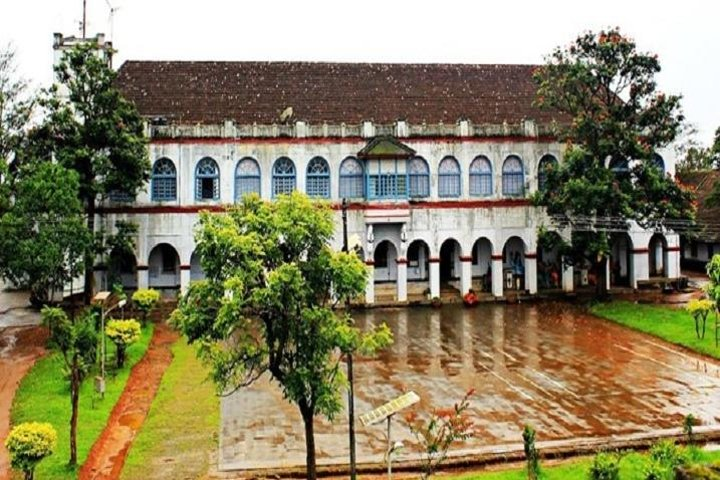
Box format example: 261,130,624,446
220,302,720,470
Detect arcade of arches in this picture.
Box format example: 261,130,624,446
100,231,681,303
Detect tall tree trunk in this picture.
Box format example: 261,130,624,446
300,401,317,480
83,197,96,305
69,361,79,466
595,256,609,299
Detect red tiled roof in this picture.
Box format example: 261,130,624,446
115,61,563,126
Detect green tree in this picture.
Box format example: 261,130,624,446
4,422,57,480
0,163,91,305
34,43,149,303
41,307,97,466
172,192,392,480
533,28,694,296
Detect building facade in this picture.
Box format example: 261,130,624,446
75,54,681,302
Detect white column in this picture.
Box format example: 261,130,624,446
562,262,574,292
632,250,649,288
429,259,440,299
137,267,149,290
666,235,681,279
180,267,191,294
525,255,537,294
396,259,408,302
491,256,503,297
365,262,375,304
460,257,472,295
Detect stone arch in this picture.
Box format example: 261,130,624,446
502,236,527,290
471,237,493,292
537,231,562,290
148,243,180,290
107,248,138,291
190,250,206,282
439,238,462,282
610,232,634,287
407,239,430,281
649,233,668,277
373,240,398,283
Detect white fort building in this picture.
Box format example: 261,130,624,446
56,35,681,303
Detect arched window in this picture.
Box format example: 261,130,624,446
195,157,219,200
469,156,493,196
235,157,261,201
151,158,177,201
538,154,558,192
408,157,430,198
306,157,330,198
438,156,461,197
502,155,525,197
609,155,629,174
272,157,296,197
339,157,364,199
652,153,665,174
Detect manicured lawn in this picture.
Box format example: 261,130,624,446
10,324,154,479
450,450,720,479
121,338,219,480
590,301,720,360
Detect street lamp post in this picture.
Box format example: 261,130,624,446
93,291,126,398
342,198,357,480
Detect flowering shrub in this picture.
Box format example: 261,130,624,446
686,298,714,339
5,422,57,480
105,319,141,368
405,389,475,479
132,288,160,323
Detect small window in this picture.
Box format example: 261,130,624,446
538,154,558,192
502,155,525,197
195,157,220,200
469,156,493,196
235,157,261,201
272,157,296,197
151,158,177,201
438,156,461,198
408,157,430,198
339,157,364,198
609,156,629,174
306,157,330,198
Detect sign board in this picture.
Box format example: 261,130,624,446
359,391,420,426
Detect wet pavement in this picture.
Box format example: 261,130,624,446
220,302,720,470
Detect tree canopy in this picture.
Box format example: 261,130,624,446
172,192,392,479
533,28,695,293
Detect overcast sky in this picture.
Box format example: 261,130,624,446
2,0,718,145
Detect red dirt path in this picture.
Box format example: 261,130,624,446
0,326,47,480
79,322,178,480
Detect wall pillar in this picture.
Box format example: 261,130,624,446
632,249,649,288
562,261,574,292
524,254,538,294
429,258,440,299
460,256,473,295
365,262,375,304
396,258,408,302
666,240,681,279
137,265,149,290
180,265,191,294
491,255,503,297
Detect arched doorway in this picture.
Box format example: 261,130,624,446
148,243,180,290
471,238,493,292
190,250,205,282
373,240,398,283
407,240,429,281
503,237,526,291
439,239,461,282
649,233,668,277
610,233,633,287
107,248,138,291
537,232,562,290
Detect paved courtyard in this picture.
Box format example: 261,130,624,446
220,302,720,470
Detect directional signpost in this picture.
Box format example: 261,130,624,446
359,391,420,479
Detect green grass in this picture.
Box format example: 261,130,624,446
450,449,720,479
121,338,219,480
590,301,720,360
10,324,154,479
